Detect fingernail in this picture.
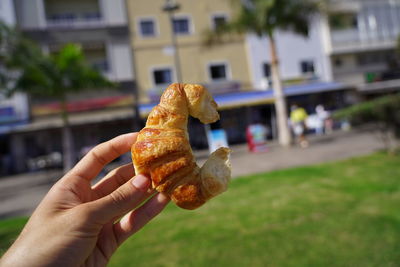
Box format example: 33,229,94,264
132,175,150,191
158,193,170,203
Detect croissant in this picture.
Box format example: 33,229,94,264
131,83,231,210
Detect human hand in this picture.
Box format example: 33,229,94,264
0,133,170,267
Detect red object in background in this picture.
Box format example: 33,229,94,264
32,95,133,116
246,124,268,153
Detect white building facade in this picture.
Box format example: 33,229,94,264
246,17,333,91
246,0,400,94
328,0,400,93
14,0,135,84
0,0,16,24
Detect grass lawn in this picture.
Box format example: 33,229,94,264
1,152,400,266
0,217,28,256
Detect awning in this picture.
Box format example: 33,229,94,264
3,82,350,134
284,81,349,96
139,81,350,114
6,107,134,134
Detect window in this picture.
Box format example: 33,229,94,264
84,12,101,21
300,60,315,74
262,63,271,78
209,63,228,81
139,18,156,37
173,17,190,35
91,60,109,72
212,14,227,30
153,68,172,85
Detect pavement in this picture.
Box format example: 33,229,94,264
0,128,385,219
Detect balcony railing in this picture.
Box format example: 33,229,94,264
331,29,360,44
46,13,104,28
330,28,399,52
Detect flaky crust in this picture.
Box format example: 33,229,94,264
131,83,231,210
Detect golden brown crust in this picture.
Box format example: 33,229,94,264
171,181,206,210
132,83,231,210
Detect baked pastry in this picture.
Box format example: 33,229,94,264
131,83,231,210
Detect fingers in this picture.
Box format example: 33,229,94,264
113,193,170,245
92,164,135,198
68,133,138,181
86,174,153,223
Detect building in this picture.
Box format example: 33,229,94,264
126,0,253,102
0,0,16,25
0,0,30,175
127,0,357,147
2,0,398,174
327,0,400,98
14,0,135,87
5,0,138,173
126,0,260,148
246,18,333,90
245,14,358,124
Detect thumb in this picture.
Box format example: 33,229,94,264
87,174,153,223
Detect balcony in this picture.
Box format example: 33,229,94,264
329,0,400,53
330,28,398,54
46,13,104,28
44,0,103,28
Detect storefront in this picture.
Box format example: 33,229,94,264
2,81,356,175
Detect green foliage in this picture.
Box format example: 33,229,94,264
334,94,400,120
1,21,115,169
334,94,400,138
10,43,114,98
0,21,113,99
0,20,22,91
205,0,322,44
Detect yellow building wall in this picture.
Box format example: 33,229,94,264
126,0,252,102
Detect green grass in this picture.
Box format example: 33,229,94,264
1,152,400,266
0,217,28,255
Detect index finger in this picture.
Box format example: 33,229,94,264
68,133,138,181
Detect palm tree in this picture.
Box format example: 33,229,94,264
206,0,322,146
1,24,113,172
0,20,21,89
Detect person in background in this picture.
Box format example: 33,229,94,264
290,104,309,148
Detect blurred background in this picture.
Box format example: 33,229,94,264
1,0,400,266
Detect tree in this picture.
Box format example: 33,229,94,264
0,20,22,89
205,0,322,146
1,22,113,172
334,94,400,154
